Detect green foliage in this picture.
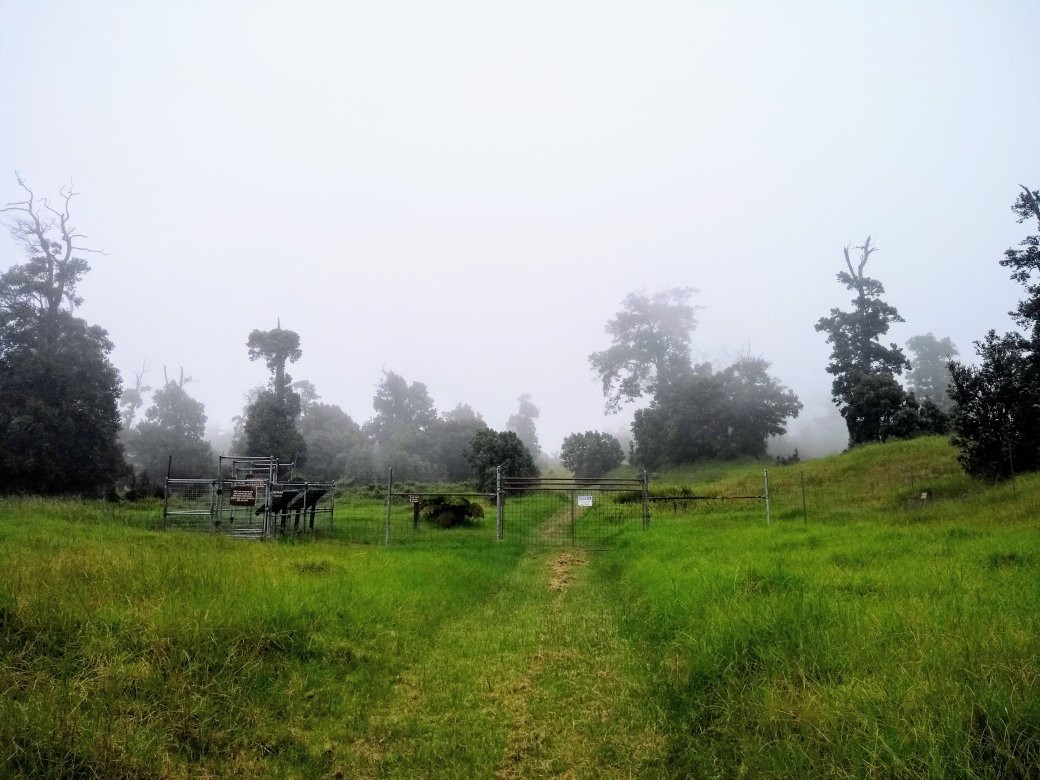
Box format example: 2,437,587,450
125,376,214,479
0,313,125,494
465,428,537,491
950,187,1040,479
906,332,959,411
631,357,802,468
589,288,699,413
560,431,625,478
246,322,301,398
243,387,307,465
0,176,125,494
814,237,911,444
417,495,485,528
366,370,437,445
427,406,489,482
949,330,1039,480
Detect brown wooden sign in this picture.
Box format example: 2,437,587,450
229,485,257,506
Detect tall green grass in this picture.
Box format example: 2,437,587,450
596,437,1040,776
1,437,1038,776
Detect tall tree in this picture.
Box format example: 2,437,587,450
465,429,537,492
0,174,125,494
560,431,625,478
814,238,911,444
589,288,699,413
905,333,959,411
950,186,1040,479
366,370,438,445
247,321,301,401
506,394,540,458
125,367,214,478
241,322,306,463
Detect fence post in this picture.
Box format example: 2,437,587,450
385,467,393,547
763,468,771,525
800,471,807,524
641,468,650,529
162,478,169,530
496,465,504,541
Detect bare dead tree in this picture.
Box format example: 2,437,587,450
0,172,101,321
120,361,152,430
1020,185,1040,224
842,236,878,296
162,365,193,389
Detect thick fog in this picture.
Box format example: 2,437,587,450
2,2,1039,457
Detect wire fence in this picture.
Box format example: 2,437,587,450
335,484,498,546
165,452,991,546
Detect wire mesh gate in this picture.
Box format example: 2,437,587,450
499,475,650,547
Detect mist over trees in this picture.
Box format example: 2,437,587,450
295,380,368,482
124,367,213,479
905,334,959,412
589,288,700,414
590,291,802,469
506,394,541,459
949,185,1040,479
0,175,125,494
631,357,802,468
7,172,1040,495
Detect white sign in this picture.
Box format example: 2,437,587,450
577,495,593,507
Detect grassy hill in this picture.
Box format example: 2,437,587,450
1,436,1038,776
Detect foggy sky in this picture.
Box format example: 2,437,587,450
3,2,1039,457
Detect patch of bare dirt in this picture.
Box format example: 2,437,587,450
548,551,587,592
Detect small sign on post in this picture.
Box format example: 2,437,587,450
577,495,593,507
408,494,421,504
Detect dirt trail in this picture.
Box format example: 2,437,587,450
548,551,587,591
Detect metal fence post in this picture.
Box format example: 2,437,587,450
162,478,169,530
385,467,393,547
496,465,503,541
642,469,650,529
763,468,771,525
800,471,807,524
210,479,218,532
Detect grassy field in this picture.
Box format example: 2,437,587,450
1,437,1039,776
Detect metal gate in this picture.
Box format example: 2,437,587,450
500,475,649,547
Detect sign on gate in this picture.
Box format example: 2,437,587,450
229,485,257,506
577,495,593,507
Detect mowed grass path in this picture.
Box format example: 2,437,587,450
1,437,1039,776
0,501,666,777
